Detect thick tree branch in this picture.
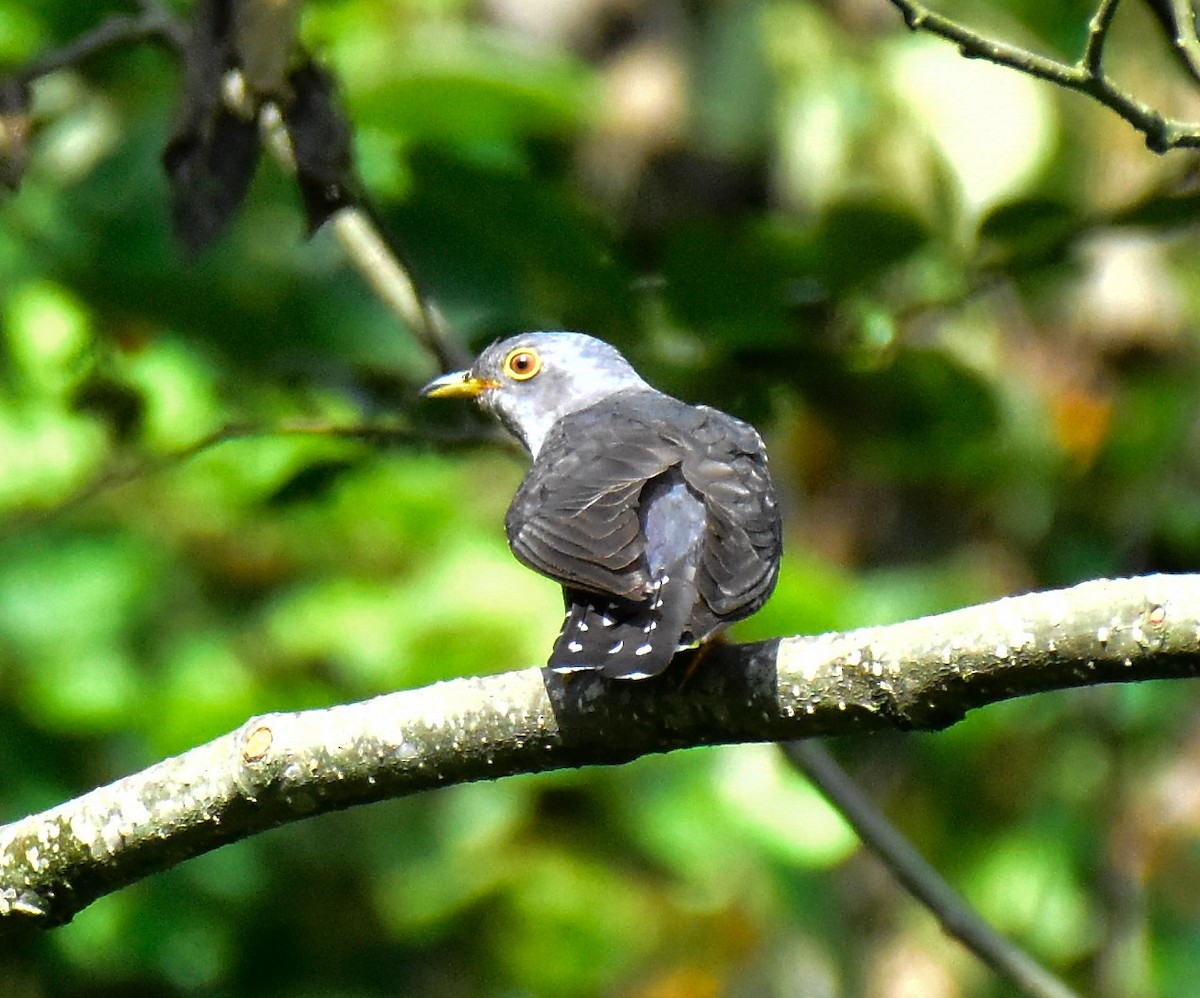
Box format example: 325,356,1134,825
1,573,1197,935
886,0,1200,152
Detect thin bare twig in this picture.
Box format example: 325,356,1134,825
1168,0,1200,83
17,4,185,84
13,5,467,374
1143,0,1200,85
886,0,1200,152
0,418,499,537
1082,0,1122,79
329,208,466,371
783,740,1081,998
257,104,469,373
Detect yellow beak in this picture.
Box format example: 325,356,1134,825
419,371,498,399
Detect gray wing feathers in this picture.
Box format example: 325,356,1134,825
684,406,780,629
506,403,677,601
506,390,781,666
548,472,705,678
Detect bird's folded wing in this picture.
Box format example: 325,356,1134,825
505,402,681,602
506,392,781,621
681,406,781,621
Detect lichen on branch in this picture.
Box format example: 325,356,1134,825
1,573,1198,935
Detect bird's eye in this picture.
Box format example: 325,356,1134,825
503,347,542,381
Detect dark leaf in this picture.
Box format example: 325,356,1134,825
175,0,236,120
267,459,359,506
386,148,636,339
163,0,261,254
977,197,1080,269
628,149,768,242
978,197,1077,243
69,375,146,443
661,219,799,344
1109,189,1200,229
164,111,261,255
283,61,356,233
812,201,929,293
801,347,999,482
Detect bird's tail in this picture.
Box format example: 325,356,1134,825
548,570,697,680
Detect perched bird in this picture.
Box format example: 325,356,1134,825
421,333,781,679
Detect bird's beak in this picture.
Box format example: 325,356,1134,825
419,371,498,399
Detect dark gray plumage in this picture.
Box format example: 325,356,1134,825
421,332,781,679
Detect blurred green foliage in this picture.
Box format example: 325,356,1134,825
3,0,1200,996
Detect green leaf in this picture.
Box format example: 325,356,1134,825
812,199,930,293
1109,190,1200,230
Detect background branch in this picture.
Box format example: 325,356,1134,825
0,418,501,540
257,105,470,373
11,5,467,373
784,740,1080,998
2,573,1197,936
16,3,185,84
886,0,1200,151
1142,0,1200,84
5,4,1200,991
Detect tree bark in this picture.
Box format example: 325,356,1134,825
1,573,1197,935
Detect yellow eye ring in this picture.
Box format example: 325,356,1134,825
503,347,542,381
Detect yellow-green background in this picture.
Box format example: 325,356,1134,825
3,1,1200,995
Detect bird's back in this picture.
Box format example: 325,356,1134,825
505,388,781,677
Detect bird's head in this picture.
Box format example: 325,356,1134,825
420,332,651,456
